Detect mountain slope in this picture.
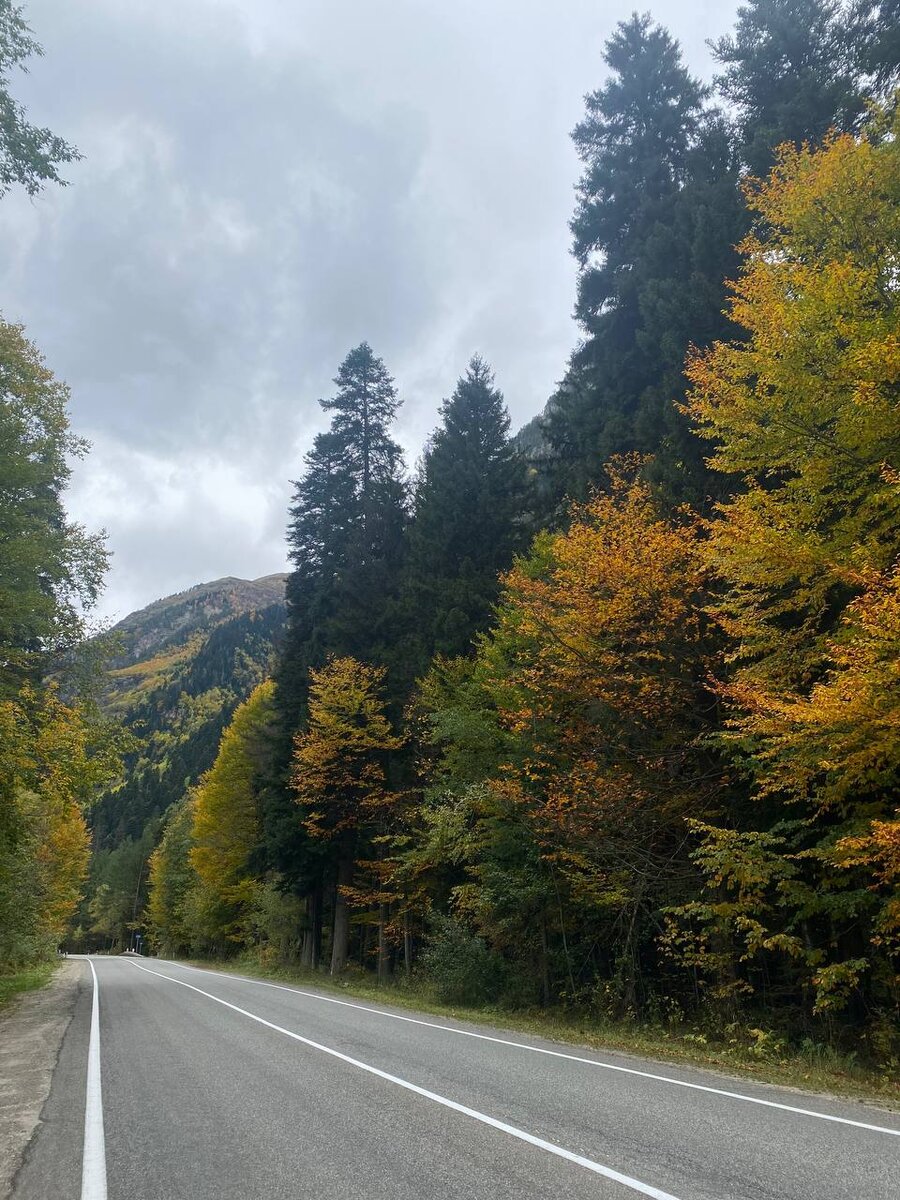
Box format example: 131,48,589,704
91,576,287,848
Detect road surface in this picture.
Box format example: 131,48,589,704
12,956,900,1199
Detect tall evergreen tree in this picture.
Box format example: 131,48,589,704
278,343,407,723
545,14,745,507
270,344,407,903
854,0,900,98
711,0,865,175
406,356,528,666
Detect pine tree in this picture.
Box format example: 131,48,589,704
406,356,529,666
322,343,405,527
854,0,900,98
544,15,745,508
278,343,407,721
711,0,864,175
271,345,407,914
569,15,707,335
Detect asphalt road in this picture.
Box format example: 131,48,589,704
11,957,900,1200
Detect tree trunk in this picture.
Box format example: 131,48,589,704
312,884,323,969
300,884,322,970
360,912,371,967
377,903,391,985
403,909,412,980
540,916,551,1008
330,847,354,975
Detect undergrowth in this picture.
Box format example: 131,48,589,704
0,961,56,1010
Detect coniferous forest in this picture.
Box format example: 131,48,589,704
3,0,900,1073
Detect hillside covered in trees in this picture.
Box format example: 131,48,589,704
76,577,286,950
2,0,899,1071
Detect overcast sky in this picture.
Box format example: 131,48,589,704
2,0,739,622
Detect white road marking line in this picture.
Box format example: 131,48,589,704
156,959,900,1139
81,960,107,1200
129,959,679,1200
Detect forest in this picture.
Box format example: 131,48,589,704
2,0,899,1066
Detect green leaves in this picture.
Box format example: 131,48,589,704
0,319,107,695
0,0,80,198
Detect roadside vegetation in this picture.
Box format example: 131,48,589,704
0,1,127,990
147,85,900,1080
0,962,56,1011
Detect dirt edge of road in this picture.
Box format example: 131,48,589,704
0,961,83,1199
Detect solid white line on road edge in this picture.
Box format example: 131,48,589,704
129,960,679,1200
157,959,900,1139
81,960,107,1200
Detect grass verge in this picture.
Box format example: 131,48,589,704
0,962,56,1011
177,954,899,1112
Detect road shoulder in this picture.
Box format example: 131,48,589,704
0,961,83,1198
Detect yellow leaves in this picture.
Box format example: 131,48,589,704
667,120,900,1013
493,466,709,736
291,656,404,839
811,959,871,1015
685,111,900,702
833,816,900,952
454,463,720,921
686,120,900,506
190,680,276,896
722,567,900,810
0,684,119,957
33,796,89,940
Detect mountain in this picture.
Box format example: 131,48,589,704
91,575,287,848
101,574,287,712
512,411,548,456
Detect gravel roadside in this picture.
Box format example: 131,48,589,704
0,962,83,1199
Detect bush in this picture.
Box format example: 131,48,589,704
249,880,303,964
420,914,510,1007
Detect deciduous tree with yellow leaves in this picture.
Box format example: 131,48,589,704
291,657,404,976
678,113,900,1033
420,464,723,1010
0,687,124,965
189,680,277,945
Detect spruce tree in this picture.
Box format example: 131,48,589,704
406,356,528,666
279,342,407,722
545,15,745,508
711,0,864,175
854,0,900,98
270,345,407,911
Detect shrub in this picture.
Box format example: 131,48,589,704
420,914,510,1006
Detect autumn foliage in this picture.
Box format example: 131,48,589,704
0,687,123,965
291,657,404,975
677,117,900,1026
143,111,899,1058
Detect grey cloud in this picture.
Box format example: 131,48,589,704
2,0,434,460
0,0,739,619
